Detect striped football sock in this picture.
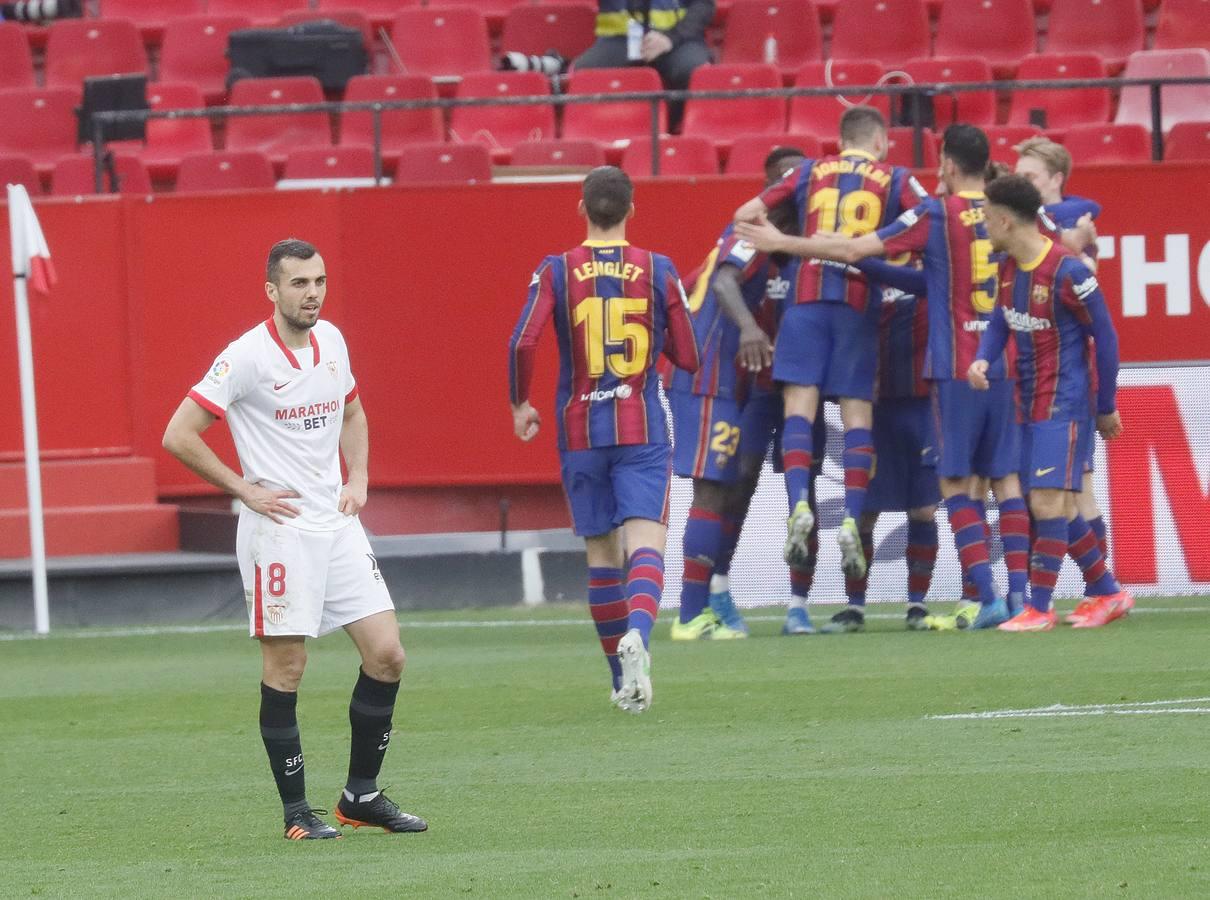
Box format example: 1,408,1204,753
1068,514,1120,596
844,530,875,607
945,495,996,605
782,415,815,507
626,548,665,649
842,428,875,520
788,526,819,608
678,507,721,623
1030,517,1068,613
906,518,938,606
998,497,1031,603
587,567,626,691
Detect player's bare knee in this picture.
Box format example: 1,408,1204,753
370,642,406,682
262,644,307,691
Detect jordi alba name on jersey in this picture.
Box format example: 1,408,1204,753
760,149,926,312
509,241,698,451
189,318,358,531
672,225,770,400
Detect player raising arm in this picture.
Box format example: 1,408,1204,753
162,239,425,841
509,167,699,714
968,175,1131,631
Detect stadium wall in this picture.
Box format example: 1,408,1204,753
0,165,1207,597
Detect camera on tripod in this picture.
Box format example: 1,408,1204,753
500,50,567,77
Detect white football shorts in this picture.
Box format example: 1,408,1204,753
236,507,394,638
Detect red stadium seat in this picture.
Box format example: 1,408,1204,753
562,67,667,143
788,61,888,149
394,142,493,183
1115,49,1210,134
830,0,929,69
1164,121,1210,160
225,76,331,166
935,0,1036,76
0,87,79,175
0,22,35,89
720,0,822,83
159,15,253,104
885,127,939,168
44,19,148,91
901,58,996,128
622,135,719,176
1007,54,1110,134
207,0,308,26
469,0,529,32
1155,0,1210,52
500,4,597,62
52,153,152,195
277,9,374,48
282,146,377,179
449,71,555,161
1045,0,1144,73
140,82,213,182
390,8,491,81
99,0,205,44
681,64,785,149
1062,123,1152,163
510,139,607,167
725,132,824,174
339,75,444,165
175,150,275,191
0,155,40,193
316,0,421,32
984,124,1043,165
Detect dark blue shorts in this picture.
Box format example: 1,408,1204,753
670,390,742,482
560,443,672,538
1021,417,1090,493
772,302,877,401
867,397,941,513
931,379,1021,480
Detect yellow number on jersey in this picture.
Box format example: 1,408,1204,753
970,238,997,314
808,188,884,237
572,296,650,378
709,422,740,458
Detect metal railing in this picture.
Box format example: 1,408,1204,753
89,74,1210,192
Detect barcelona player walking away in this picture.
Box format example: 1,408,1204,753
970,175,1132,632
509,167,699,712
732,106,928,587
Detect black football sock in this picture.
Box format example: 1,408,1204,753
260,682,307,816
344,667,400,801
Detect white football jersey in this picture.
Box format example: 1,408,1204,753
189,317,358,532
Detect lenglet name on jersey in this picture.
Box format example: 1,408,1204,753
811,159,891,188
571,260,645,283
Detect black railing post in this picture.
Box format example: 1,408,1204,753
650,97,660,176
1149,83,1164,162
92,119,105,194
372,104,384,185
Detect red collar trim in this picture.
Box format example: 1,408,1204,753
265,317,320,369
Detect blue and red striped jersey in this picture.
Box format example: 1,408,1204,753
877,289,929,401
759,149,926,313
981,239,1120,422
509,240,699,451
878,192,1007,381
671,225,769,400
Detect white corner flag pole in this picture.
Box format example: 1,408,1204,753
7,184,53,635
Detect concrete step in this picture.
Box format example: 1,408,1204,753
0,504,180,558
0,458,159,510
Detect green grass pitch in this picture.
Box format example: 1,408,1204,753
4,597,1210,898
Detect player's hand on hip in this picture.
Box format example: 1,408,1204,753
640,30,672,61
513,402,541,441
737,325,773,373
339,479,367,516
242,484,302,523
1097,410,1122,440
967,360,990,391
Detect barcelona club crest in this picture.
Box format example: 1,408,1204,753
1032,284,1050,306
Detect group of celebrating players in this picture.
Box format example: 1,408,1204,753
509,106,1132,715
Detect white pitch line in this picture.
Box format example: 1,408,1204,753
928,697,1210,720
0,604,1206,643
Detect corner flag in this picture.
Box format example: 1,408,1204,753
7,183,54,633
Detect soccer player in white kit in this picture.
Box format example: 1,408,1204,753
162,239,426,840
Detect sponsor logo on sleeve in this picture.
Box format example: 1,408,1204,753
205,358,231,385
1073,275,1099,300
729,240,758,264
